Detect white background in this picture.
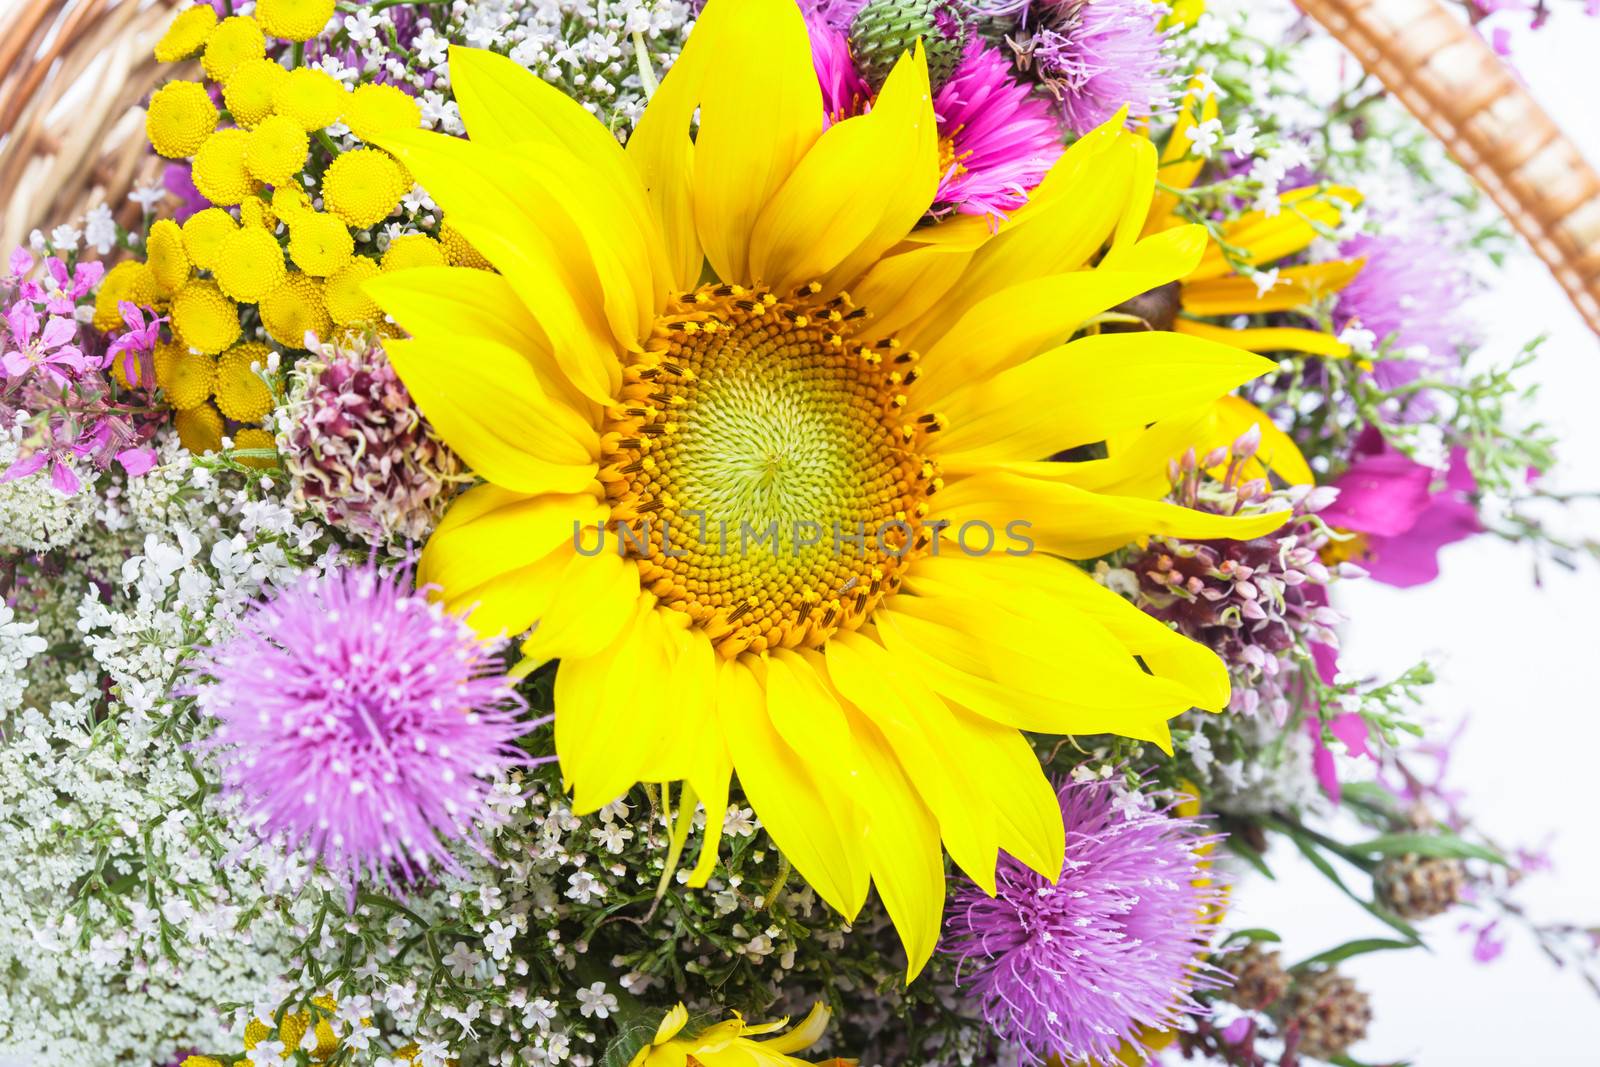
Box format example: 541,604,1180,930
1228,9,1600,1064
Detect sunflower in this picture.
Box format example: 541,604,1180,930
362,0,1285,978
1136,78,1369,485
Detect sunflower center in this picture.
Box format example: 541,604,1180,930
600,283,945,658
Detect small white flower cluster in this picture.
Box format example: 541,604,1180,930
0,417,95,552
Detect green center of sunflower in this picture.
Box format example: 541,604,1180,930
600,283,946,657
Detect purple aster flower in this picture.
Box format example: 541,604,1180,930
1335,229,1476,388
932,42,1063,218
1004,0,1176,134
944,778,1224,1066
194,564,540,887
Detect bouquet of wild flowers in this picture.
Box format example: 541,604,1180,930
1,1,1596,1065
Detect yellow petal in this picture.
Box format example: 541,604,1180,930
653,1005,690,1046
419,484,605,596
848,243,974,346
384,336,600,495
363,266,598,417
934,467,1290,558
758,1003,831,1055
935,331,1276,469
749,44,938,294
519,541,641,662
1207,394,1315,487
1174,317,1354,359
920,226,1209,404
1187,186,1362,282
691,0,821,282
369,128,621,402
717,658,868,918
1144,77,1216,236
1179,259,1365,315
1042,406,1217,499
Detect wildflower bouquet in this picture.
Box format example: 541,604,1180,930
1,0,1596,1065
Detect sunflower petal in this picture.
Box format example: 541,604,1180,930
1180,259,1365,315
519,542,641,662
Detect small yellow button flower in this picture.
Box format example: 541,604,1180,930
323,256,382,325
152,341,185,392
222,57,288,128
255,0,337,42
171,279,242,354
92,261,161,331
380,233,445,272
214,226,288,303
245,113,310,186
181,207,238,271
321,148,406,229
202,15,266,83
146,219,192,296
176,403,226,454
439,222,493,271
260,271,331,348
153,5,218,63
164,349,217,410
272,67,347,132
231,427,280,469
286,211,353,276
215,342,275,421
145,81,218,159
344,82,422,145
192,128,259,206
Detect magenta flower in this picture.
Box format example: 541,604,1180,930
1335,230,1475,389
1320,428,1481,588
105,301,165,389
800,9,1064,218
1007,0,1175,134
163,161,210,223
20,254,104,315
944,778,1223,1066
2,305,87,388
931,42,1063,218
194,565,541,887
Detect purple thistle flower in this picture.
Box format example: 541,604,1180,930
1008,0,1175,135
945,778,1224,1066
194,564,541,887
932,42,1064,218
1335,230,1476,389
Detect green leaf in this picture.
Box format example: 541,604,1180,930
1355,831,1507,866
1279,825,1425,946
1222,928,1282,947
1226,836,1275,880
1292,936,1417,971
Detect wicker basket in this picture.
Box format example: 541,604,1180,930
0,0,181,254
0,0,1596,336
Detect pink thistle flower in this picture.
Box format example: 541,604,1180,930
931,41,1063,218
1008,0,1176,134
193,564,541,887
1335,229,1476,389
944,778,1224,1066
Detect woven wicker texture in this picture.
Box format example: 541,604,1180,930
0,0,182,253
1298,0,1600,338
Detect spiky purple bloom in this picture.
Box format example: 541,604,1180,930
932,42,1064,218
1008,0,1175,134
1334,230,1476,388
194,564,539,887
945,778,1224,1066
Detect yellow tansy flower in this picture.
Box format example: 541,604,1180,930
179,1057,226,1067
245,113,310,186
154,5,218,63
152,340,185,392
215,342,276,421
171,279,242,353
344,82,422,145
272,67,347,131
192,128,259,206
323,256,382,324
201,15,266,83
380,233,445,272
439,221,492,270
320,148,406,229
255,0,337,42
146,80,218,159
222,57,288,128
176,403,226,454
165,349,217,410
364,7,1285,980
214,226,287,303
146,219,192,296
287,211,354,276
260,271,331,347
93,260,161,331
231,427,280,469
182,207,239,271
